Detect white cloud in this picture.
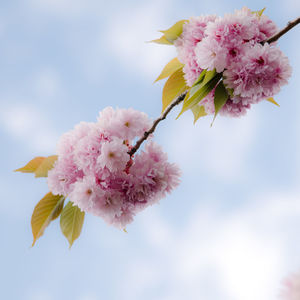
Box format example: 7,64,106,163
0,19,5,37
0,103,59,153
168,201,285,300
105,0,177,79
33,68,63,100
119,190,300,300
212,224,283,300
26,288,53,300
158,109,259,182
28,0,100,18
78,293,99,300
139,208,174,251
120,259,162,300
281,0,300,18
71,36,107,84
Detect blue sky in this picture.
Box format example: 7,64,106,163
1,0,300,299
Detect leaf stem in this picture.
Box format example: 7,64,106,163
128,91,187,157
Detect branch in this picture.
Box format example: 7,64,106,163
129,16,300,157
265,17,300,44
129,91,187,157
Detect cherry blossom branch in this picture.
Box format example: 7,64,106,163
265,16,300,44
128,91,188,156
129,16,300,157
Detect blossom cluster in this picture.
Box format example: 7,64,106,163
48,108,181,229
174,7,292,117
281,270,300,300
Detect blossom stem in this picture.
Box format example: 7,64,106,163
265,16,300,44
128,91,188,156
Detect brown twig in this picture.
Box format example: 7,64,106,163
129,16,300,157
265,17,300,44
128,91,187,157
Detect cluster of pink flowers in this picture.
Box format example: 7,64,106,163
174,7,292,117
281,270,300,300
48,108,181,229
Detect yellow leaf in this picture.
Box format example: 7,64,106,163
266,97,280,107
15,155,58,177
159,20,188,43
155,58,184,82
60,202,85,248
31,192,65,246
149,36,172,45
35,155,58,178
252,8,266,17
162,68,187,113
191,105,207,124
15,157,46,173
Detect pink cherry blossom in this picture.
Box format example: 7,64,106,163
172,7,291,115
69,175,105,212
197,90,251,118
97,107,151,140
73,126,105,173
97,138,130,172
48,107,181,229
281,270,300,300
174,15,216,86
256,14,278,42
223,43,292,101
114,108,152,140
48,157,84,197
195,37,228,72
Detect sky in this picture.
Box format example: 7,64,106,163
1,0,300,299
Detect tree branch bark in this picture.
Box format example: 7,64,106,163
265,17,300,44
128,91,187,156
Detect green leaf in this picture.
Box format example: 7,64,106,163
162,68,187,112
195,69,217,87
60,202,85,248
226,88,234,97
191,69,207,87
159,20,188,43
35,155,58,178
31,192,65,246
212,80,229,126
191,105,207,124
15,157,46,173
252,8,266,17
155,58,184,82
149,35,172,45
177,73,222,118
190,69,216,97
266,97,280,107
